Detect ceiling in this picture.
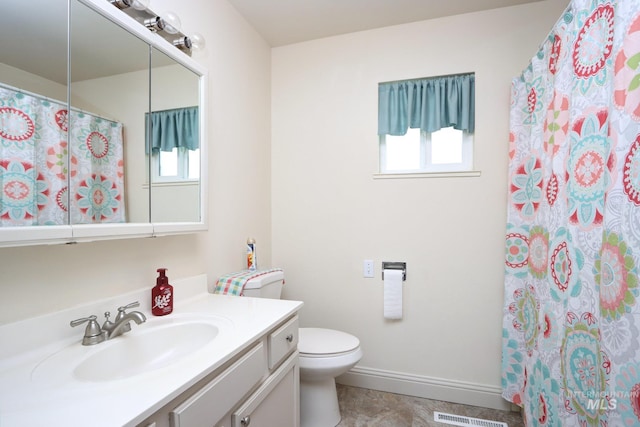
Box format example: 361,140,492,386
0,0,547,85
226,0,546,47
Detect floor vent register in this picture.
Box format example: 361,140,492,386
434,411,508,427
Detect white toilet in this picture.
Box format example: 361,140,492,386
243,270,363,427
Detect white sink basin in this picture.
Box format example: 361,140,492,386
31,315,230,384
75,321,218,381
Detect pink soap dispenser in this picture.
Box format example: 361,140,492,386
152,268,173,316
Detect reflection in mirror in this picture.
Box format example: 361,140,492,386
149,47,201,223
0,0,206,245
70,0,151,224
0,0,70,226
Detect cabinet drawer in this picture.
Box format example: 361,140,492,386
170,342,265,427
268,316,298,370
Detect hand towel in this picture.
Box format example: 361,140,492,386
214,268,283,296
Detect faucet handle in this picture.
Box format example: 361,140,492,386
115,301,140,320
119,301,140,311
114,301,140,333
70,315,99,329
70,315,106,346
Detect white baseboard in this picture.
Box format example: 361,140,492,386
337,366,516,412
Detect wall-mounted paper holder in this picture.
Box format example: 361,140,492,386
382,261,406,281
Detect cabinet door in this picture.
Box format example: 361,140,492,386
233,352,299,427
214,415,231,427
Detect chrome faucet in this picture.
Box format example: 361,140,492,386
71,301,147,345
106,308,147,339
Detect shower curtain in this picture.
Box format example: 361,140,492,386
503,1,640,425
0,85,126,226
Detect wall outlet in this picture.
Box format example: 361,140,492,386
363,259,374,278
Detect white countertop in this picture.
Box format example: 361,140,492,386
0,275,303,426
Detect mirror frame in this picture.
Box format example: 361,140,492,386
0,0,208,247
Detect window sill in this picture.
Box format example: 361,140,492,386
373,170,481,179
143,180,200,189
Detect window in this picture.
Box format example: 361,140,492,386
146,106,199,183
152,147,200,182
377,73,475,175
380,127,473,173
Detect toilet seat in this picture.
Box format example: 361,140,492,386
298,328,360,357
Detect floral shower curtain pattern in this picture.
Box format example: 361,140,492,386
68,111,125,224
0,85,125,226
503,0,640,425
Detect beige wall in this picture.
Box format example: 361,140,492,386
271,0,568,398
0,63,67,101
0,0,272,324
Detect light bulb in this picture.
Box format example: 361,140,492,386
190,32,206,51
160,11,181,34
131,0,150,10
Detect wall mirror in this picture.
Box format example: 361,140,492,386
0,0,207,246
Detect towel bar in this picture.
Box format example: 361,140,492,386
382,261,406,281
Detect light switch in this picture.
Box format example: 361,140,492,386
363,260,374,278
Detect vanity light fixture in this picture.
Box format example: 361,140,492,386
173,36,192,51
144,16,166,32
109,0,129,9
173,33,205,52
107,0,205,56
109,0,149,10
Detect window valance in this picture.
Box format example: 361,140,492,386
146,106,199,152
378,73,475,136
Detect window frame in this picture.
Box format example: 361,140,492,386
379,127,474,175
151,147,200,184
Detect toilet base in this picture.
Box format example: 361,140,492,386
300,377,341,427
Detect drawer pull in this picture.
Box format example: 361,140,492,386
286,334,294,342
241,415,251,426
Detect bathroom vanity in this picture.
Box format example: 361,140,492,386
0,275,303,426
140,315,300,427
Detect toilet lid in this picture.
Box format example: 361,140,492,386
298,328,360,355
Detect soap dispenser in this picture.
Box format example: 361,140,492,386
152,268,173,316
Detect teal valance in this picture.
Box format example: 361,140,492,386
146,106,199,153
378,73,475,136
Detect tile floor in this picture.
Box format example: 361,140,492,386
335,384,525,427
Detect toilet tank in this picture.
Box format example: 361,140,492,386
242,270,284,299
